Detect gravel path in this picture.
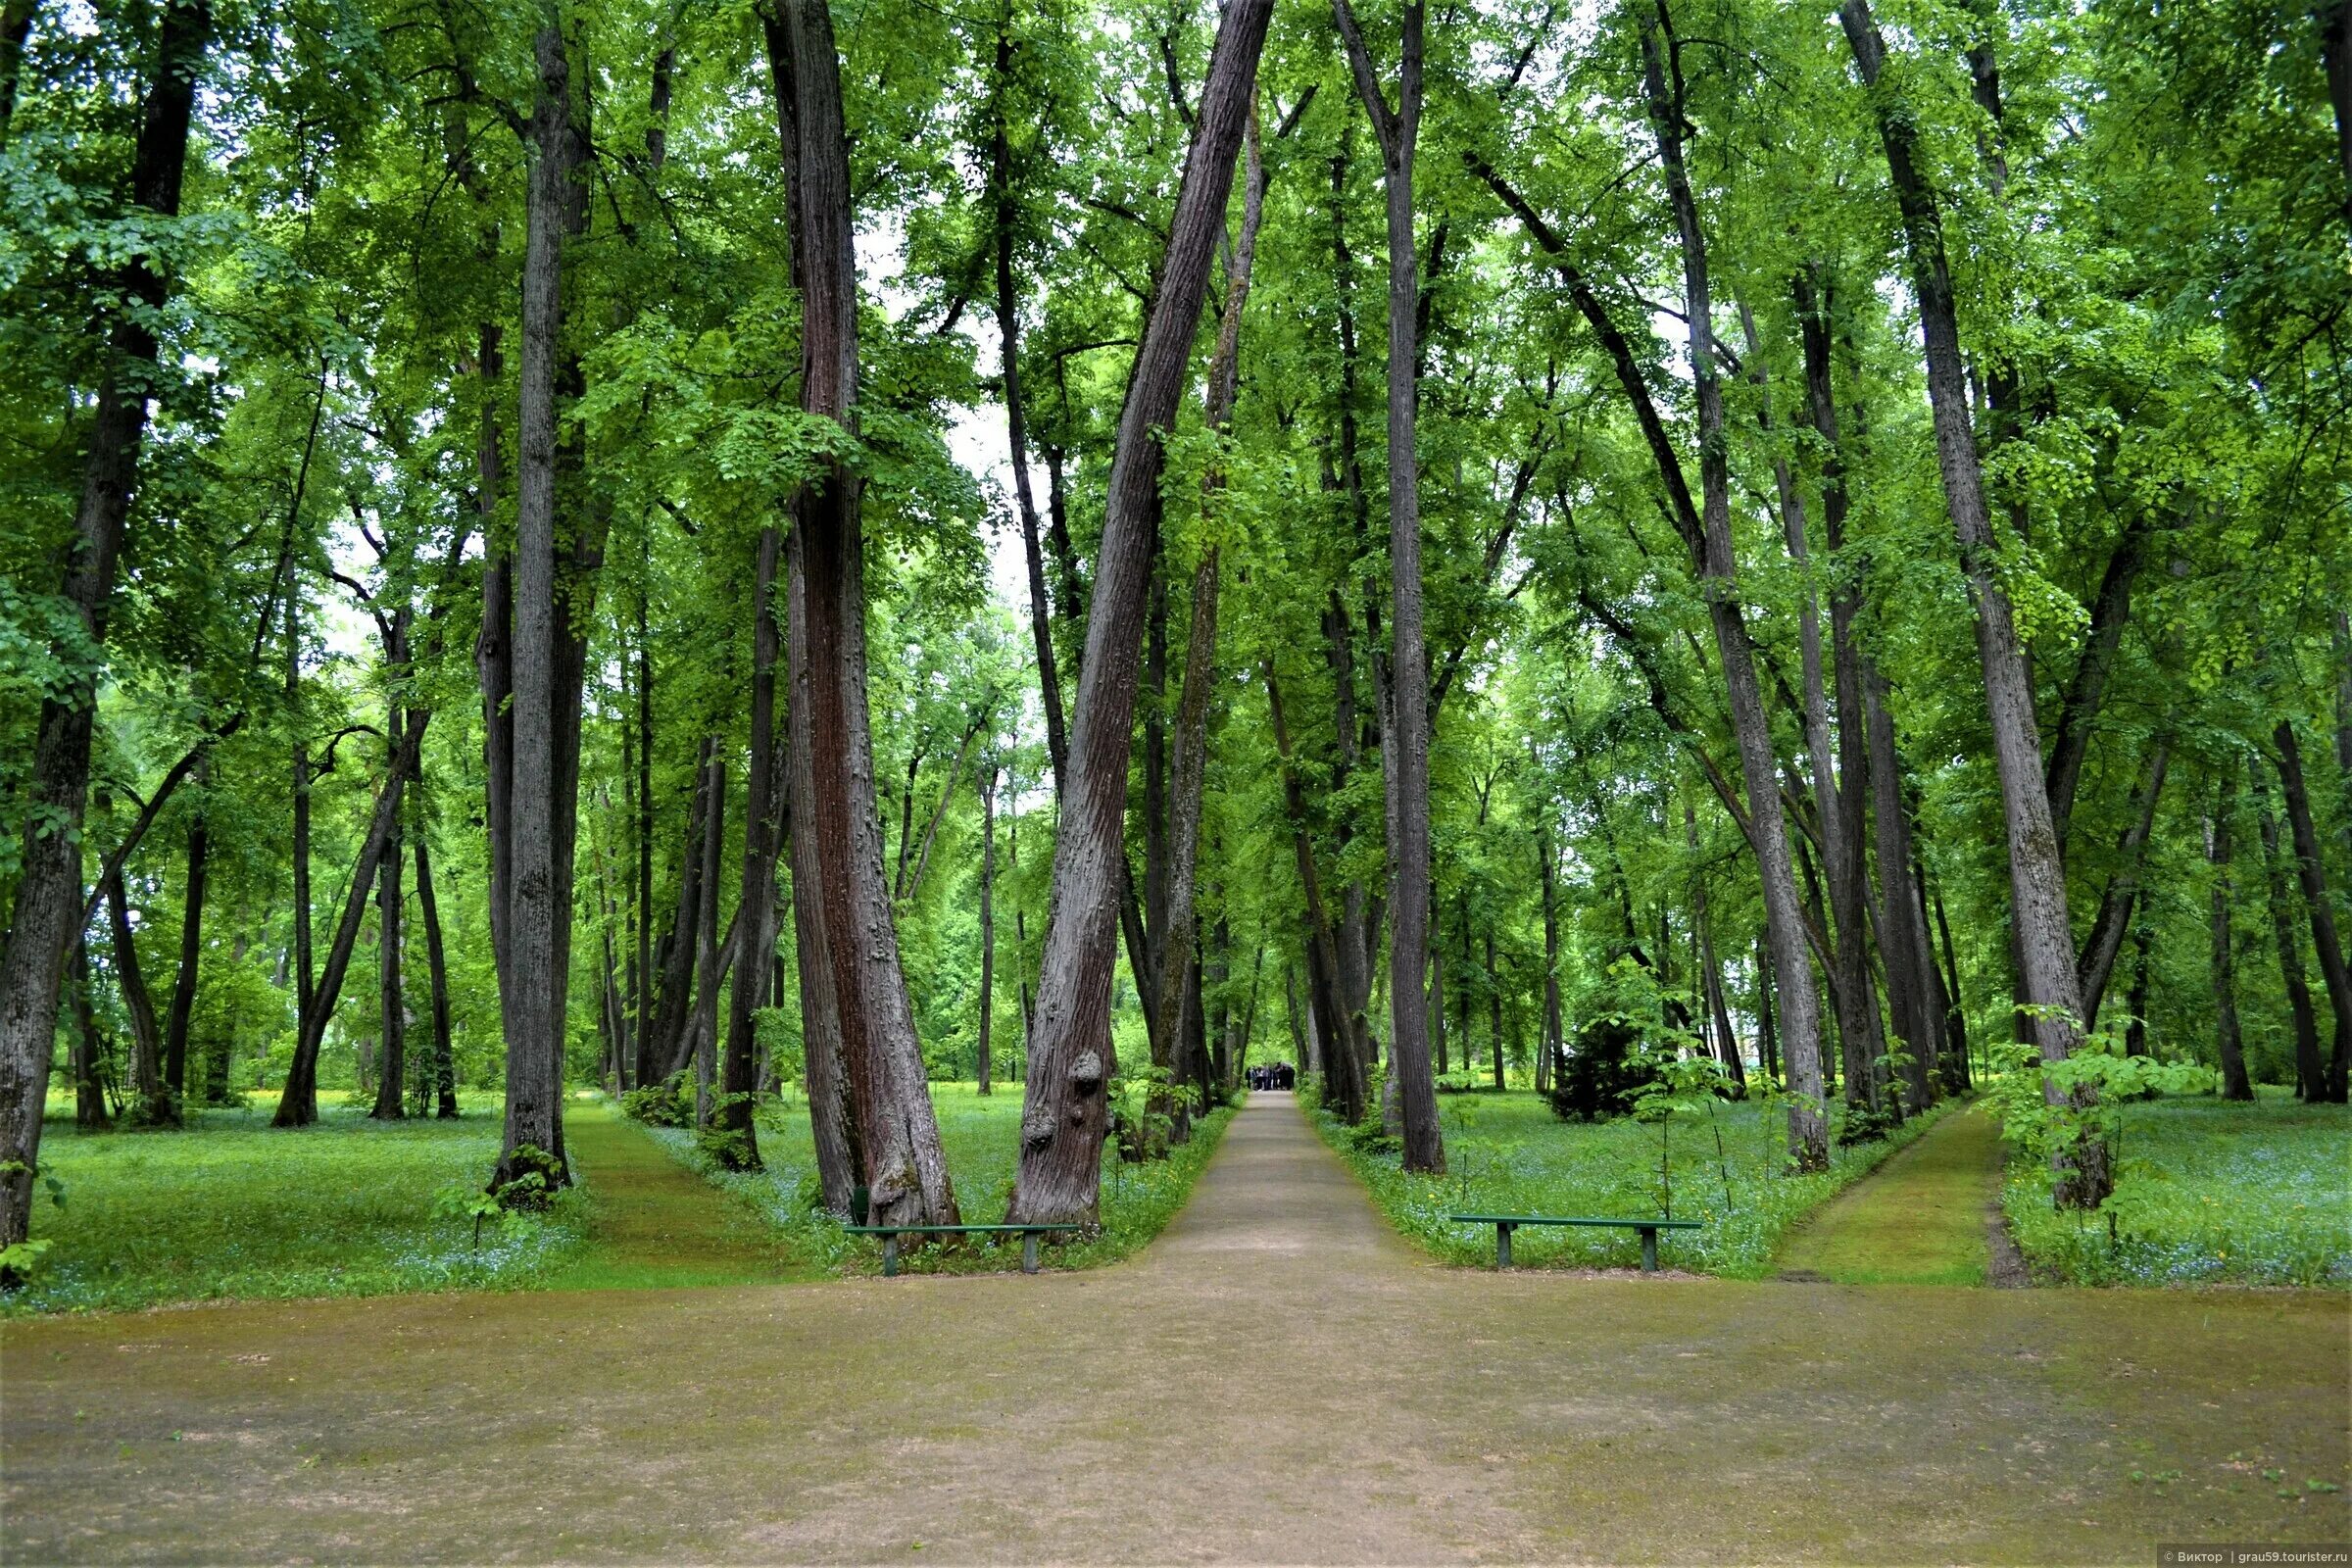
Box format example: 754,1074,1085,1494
4,1091,2345,1563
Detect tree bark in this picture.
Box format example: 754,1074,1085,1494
2210,771,2253,1099
492,20,593,1192
2274,721,2352,1102
2077,737,2171,1026
0,0,210,1255
978,757,998,1095
159,765,211,1101
415,830,458,1117
1638,1,1829,1168
71,936,111,1128
1838,0,2103,1204
2256,768,2328,1100
1332,0,1442,1175
369,711,408,1121
1865,662,1946,1104
1009,0,1273,1224
691,748,725,1128
776,0,957,1229
717,510,782,1168
105,872,167,1112
2044,519,2149,858
1266,668,1368,1122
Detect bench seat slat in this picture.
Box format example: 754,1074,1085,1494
1446,1214,1701,1229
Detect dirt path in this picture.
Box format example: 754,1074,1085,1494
4,1091,2346,1563
1775,1104,2003,1286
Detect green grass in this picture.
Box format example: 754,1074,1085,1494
1310,1088,1954,1278
9,1091,589,1315
2001,1089,2351,1287
643,1082,1238,1275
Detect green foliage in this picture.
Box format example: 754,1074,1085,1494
620,1074,694,1128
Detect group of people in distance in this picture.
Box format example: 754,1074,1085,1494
1246,1062,1296,1092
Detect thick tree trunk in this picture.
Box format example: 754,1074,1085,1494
1640,2,1829,1169
2210,772,2253,1100
778,0,957,1229
1865,663,1946,1103
492,21,593,1193
2274,721,2352,1102
2044,520,2149,858
1838,0,2102,1204
643,737,712,1086
2256,771,2328,1100
1333,0,1441,1176
1009,0,1272,1225
1755,933,1781,1085
1929,878,1973,1086
0,0,210,1256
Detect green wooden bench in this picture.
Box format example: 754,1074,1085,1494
842,1223,1077,1277
1448,1213,1703,1273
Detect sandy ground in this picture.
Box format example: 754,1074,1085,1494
3,1092,2346,1564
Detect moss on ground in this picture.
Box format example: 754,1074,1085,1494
1775,1102,1999,1285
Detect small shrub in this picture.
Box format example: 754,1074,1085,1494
620,1074,692,1127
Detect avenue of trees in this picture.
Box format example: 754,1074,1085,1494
2,0,2347,1255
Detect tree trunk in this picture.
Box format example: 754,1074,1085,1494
2275,721,2352,1102
160,760,212,1100
2256,770,2328,1100
691,749,725,1129
71,937,112,1129
0,0,210,1256
416,830,458,1117
1145,102,1267,1154
1009,0,1273,1224
2044,519,2149,858
633,597,653,1088
1864,662,1946,1103
1266,669,1368,1123
492,20,593,1193
1839,0,2102,1204
2077,737,2171,1025
978,758,997,1095
2210,771,2253,1099
369,716,407,1120
289,592,316,1031
775,0,957,1228
1640,1,1828,1168
105,873,167,1112
716,511,782,1169
1333,0,1441,1175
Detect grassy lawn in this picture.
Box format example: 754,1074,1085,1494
645,1082,1238,1276
2001,1089,2352,1287
9,1091,589,1315
1310,1088,1955,1278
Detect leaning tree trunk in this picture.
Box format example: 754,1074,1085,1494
490,21,593,1194
0,0,211,1259
1838,0,2103,1205
1333,0,1442,1175
1008,0,1274,1226
71,938,112,1129
2275,721,2352,1102
777,0,957,1229
105,873,167,1113
1641,0,1829,1169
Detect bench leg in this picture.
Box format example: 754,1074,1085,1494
1640,1227,1658,1273
1496,1223,1514,1270
1021,1235,1040,1275
882,1235,900,1278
